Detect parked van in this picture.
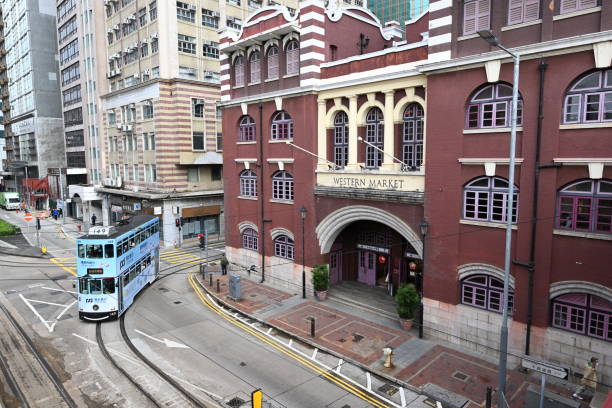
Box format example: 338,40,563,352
0,192,20,210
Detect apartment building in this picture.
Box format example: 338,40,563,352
56,0,109,220
97,0,294,246
0,0,64,209
0,7,7,187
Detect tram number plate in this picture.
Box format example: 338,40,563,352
88,268,104,274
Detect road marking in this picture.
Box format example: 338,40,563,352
50,258,77,277
27,299,68,307
19,294,54,332
336,359,343,374
366,372,372,390
312,348,318,360
28,283,44,288
134,329,190,349
71,333,222,399
42,287,77,295
56,300,76,321
188,274,391,408
0,239,18,249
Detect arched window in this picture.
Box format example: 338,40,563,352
365,107,383,169
249,50,261,83
267,45,279,80
333,111,348,168
274,235,295,260
272,170,293,201
238,115,255,142
286,40,299,75
557,179,612,234
239,169,257,197
463,176,518,223
234,55,244,87
563,69,612,124
402,103,424,170
552,293,611,341
271,111,293,140
242,228,258,251
461,275,514,314
466,83,523,129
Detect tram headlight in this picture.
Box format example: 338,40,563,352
93,305,99,311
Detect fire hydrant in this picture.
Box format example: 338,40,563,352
383,347,394,368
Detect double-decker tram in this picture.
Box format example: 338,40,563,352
76,215,160,321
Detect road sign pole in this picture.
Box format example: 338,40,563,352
539,373,545,408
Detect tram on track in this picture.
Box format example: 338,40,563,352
76,215,160,321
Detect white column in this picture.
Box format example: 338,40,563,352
346,95,359,170
317,99,327,170
382,90,396,170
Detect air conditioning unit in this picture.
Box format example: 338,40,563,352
116,123,122,129
204,71,214,79
129,103,135,109
212,11,220,17
128,14,136,21
113,24,119,31
115,177,123,188
187,4,196,10
143,69,150,75
132,186,139,192
103,178,115,187
122,124,133,132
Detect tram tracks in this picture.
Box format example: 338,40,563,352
0,302,77,408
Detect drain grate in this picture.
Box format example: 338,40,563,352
423,397,438,407
173,300,182,305
352,333,364,343
452,371,469,382
239,362,247,367
378,384,399,396
226,397,245,407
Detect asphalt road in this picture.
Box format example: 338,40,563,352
0,210,378,407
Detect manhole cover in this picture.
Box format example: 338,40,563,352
452,371,469,381
173,301,182,305
352,333,364,343
378,384,399,396
239,362,247,367
158,287,169,293
226,397,245,407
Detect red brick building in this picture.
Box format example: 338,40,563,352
421,0,612,384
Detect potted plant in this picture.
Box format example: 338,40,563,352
395,283,420,331
311,264,329,301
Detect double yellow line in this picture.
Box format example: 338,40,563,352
50,258,77,277
187,274,390,408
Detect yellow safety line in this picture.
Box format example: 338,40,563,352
187,274,390,408
50,258,77,277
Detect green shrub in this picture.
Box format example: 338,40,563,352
311,264,329,292
395,283,420,319
0,219,20,236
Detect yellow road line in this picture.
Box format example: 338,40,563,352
187,274,390,408
160,254,196,261
50,258,77,277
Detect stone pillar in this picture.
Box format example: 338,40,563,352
382,89,396,170
317,99,327,170
102,195,110,226
346,95,359,170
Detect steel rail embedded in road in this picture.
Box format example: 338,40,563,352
0,344,30,408
95,322,162,408
0,302,78,408
119,314,208,408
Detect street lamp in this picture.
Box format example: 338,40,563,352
300,206,307,299
478,29,519,407
418,219,428,339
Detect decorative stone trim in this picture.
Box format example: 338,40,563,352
238,221,258,234
457,263,515,288
315,205,422,255
549,281,612,302
270,227,295,241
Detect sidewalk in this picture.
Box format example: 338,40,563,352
198,269,599,408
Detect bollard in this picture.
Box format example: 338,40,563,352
209,273,213,287
216,278,220,293
310,317,315,337
485,386,492,408
199,263,204,279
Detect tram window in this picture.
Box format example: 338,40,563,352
90,279,102,295
79,279,88,294
117,242,123,257
123,274,129,285
87,244,103,258
129,234,135,248
104,244,115,258
78,244,86,258
123,239,129,253
103,279,115,294
144,227,150,239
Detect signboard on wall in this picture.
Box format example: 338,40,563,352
357,244,390,254
13,118,35,136
154,207,162,215
182,205,221,218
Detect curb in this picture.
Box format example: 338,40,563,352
194,274,421,396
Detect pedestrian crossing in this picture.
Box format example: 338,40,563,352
159,242,225,266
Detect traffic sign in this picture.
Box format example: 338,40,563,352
23,213,33,222
522,357,569,379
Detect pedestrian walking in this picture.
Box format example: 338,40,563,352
58,208,63,218
573,357,598,400
52,209,58,220
220,254,229,275
91,214,97,226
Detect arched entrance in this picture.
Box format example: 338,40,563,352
316,206,423,296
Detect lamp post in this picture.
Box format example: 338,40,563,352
418,219,428,339
300,206,307,299
478,29,519,407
